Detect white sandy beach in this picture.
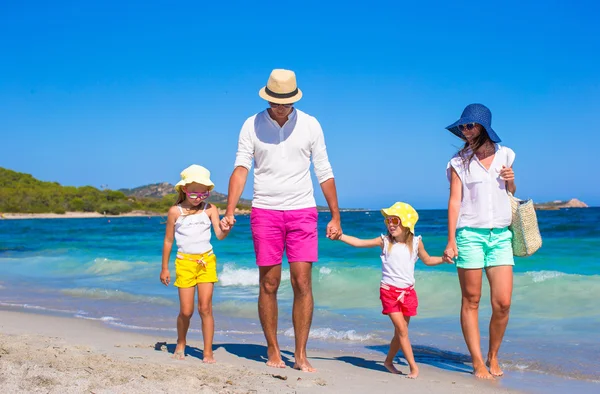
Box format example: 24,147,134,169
0,309,517,394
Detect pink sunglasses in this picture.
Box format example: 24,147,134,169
185,191,210,200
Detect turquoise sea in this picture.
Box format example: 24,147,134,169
1,208,599,392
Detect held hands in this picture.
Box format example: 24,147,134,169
160,269,170,286
220,214,236,232
326,219,342,240
444,240,458,264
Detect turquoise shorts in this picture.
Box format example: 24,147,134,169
455,227,514,269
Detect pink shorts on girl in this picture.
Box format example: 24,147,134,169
380,282,418,316
250,207,318,266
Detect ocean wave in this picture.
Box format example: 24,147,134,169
524,270,566,283
83,258,152,276
0,301,84,315
218,263,290,287
61,287,175,306
284,327,375,341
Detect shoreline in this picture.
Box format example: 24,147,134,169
0,208,251,220
0,308,518,394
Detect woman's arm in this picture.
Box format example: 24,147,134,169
338,234,383,248
500,166,516,194
418,239,453,266
208,204,230,240
445,167,462,259
160,206,179,286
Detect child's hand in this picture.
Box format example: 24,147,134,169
160,269,170,286
442,254,455,264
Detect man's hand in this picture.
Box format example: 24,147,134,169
326,218,342,240
222,214,236,231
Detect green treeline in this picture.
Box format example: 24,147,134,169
0,167,175,215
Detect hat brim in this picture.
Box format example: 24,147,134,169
258,87,303,104
175,179,215,192
446,118,501,143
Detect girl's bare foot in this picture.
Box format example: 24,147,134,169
473,363,494,379
383,362,401,374
406,364,419,379
486,358,504,376
202,353,216,364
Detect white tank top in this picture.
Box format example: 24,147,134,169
380,235,421,289
174,203,212,254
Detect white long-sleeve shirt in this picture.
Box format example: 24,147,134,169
234,108,334,210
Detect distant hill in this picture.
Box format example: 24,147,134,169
535,198,588,210
118,182,252,206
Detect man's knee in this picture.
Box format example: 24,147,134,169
291,275,312,297
260,275,281,295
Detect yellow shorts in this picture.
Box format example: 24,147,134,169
174,250,218,287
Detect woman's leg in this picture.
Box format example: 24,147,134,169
197,282,215,363
485,265,513,376
175,286,196,359
457,268,493,379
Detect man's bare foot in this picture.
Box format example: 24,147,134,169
293,360,316,373
266,348,286,368
486,359,504,376
202,353,216,364
406,364,419,379
383,362,401,374
473,364,494,379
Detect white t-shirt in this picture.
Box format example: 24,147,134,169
233,108,334,210
446,144,516,229
380,235,422,289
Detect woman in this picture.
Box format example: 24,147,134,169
444,103,516,379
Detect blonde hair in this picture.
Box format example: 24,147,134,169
387,224,414,255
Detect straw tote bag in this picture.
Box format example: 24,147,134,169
508,192,542,257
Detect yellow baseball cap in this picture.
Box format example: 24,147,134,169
381,202,419,234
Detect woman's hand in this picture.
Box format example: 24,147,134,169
444,240,458,262
500,166,514,181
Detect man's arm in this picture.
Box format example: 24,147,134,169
320,178,342,238
225,166,249,219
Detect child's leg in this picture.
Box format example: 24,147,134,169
197,282,215,363
384,322,402,374
388,313,419,378
175,287,196,359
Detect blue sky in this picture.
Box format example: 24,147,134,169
1,1,599,209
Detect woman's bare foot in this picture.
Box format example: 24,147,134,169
486,358,504,376
406,364,419,379
383,362,401,374
202,352,216,364
172,342,186,360
473,363,494,379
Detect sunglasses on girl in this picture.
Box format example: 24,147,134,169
185,191,210,200
458,123,477,131
385,217,401,226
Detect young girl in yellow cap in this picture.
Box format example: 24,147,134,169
160,164,230,363
337,202,452,378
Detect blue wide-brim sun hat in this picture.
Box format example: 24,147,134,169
446,103,501,143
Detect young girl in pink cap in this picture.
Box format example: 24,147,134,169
337,202,452,378
160,164,230,363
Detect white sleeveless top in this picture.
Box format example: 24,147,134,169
446,144,516,229
174,203,212,254
380,235,421,289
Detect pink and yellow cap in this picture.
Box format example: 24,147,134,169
381,202,419,234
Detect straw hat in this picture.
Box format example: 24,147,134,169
174,165,214,192
258,69,303,104
446,103,501,143
381,202,419,234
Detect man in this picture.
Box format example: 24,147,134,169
222,69,342,372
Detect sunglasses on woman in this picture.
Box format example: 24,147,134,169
385,217,401,226
185,191,210,200
458,123,477,131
